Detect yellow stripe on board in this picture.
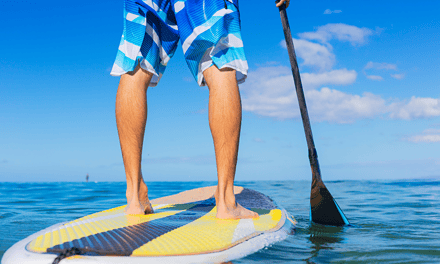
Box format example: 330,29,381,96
59,228,69,246
27,235,41,252
253,209,282,232
132,206,241,256
42,232,51,251
27,203,196,253
133,208,284,256
51,229,61,246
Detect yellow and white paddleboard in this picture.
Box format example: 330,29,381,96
2,186,295,264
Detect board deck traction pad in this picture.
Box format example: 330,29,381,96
26,188,293,257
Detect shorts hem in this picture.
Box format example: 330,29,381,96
110,58,161,87
198,63,247,87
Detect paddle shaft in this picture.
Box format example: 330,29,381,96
276,2,349,226
277,3,322,183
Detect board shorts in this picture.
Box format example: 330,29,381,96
110,0,248,87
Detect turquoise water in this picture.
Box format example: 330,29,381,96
1,180,440,263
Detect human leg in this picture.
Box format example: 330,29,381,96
203,65,258,219
116,66,154,215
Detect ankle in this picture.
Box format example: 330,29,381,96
216,194,237,209
139,183,148,195
126,186,133,202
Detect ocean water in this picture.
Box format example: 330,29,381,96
1,180,440,263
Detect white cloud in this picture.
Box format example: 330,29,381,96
299,23,373,46
363,62,402,81
324,9,342,14
306,88,386,123
281,38,335,70
240,67,440,123
364,61,397,70
241,66,380,123
423,129,440,134
389,96,440,120
240,66,296,119
280,24,375,70
406,129,440,143
410,135,440,142
391,73,405,80
301,69,357,88
366,75,384,81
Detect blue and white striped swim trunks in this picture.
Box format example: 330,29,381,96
111,0,248,87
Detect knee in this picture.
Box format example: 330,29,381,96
204,66,238,92
120,66,154,92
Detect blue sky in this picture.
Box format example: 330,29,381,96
1,0,439,182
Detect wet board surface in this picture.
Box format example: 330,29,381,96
2,186,295,264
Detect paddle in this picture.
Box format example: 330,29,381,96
275,1,349,226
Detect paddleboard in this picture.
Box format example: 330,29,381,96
2,186,295,264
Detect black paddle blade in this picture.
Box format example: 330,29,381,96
310,180,349,226
309,148,349,226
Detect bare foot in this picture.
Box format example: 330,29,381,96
125,199,153,215
214,188,259,219
125,177,154,215
216,202,259,219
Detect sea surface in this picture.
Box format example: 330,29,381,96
1,180,440,263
